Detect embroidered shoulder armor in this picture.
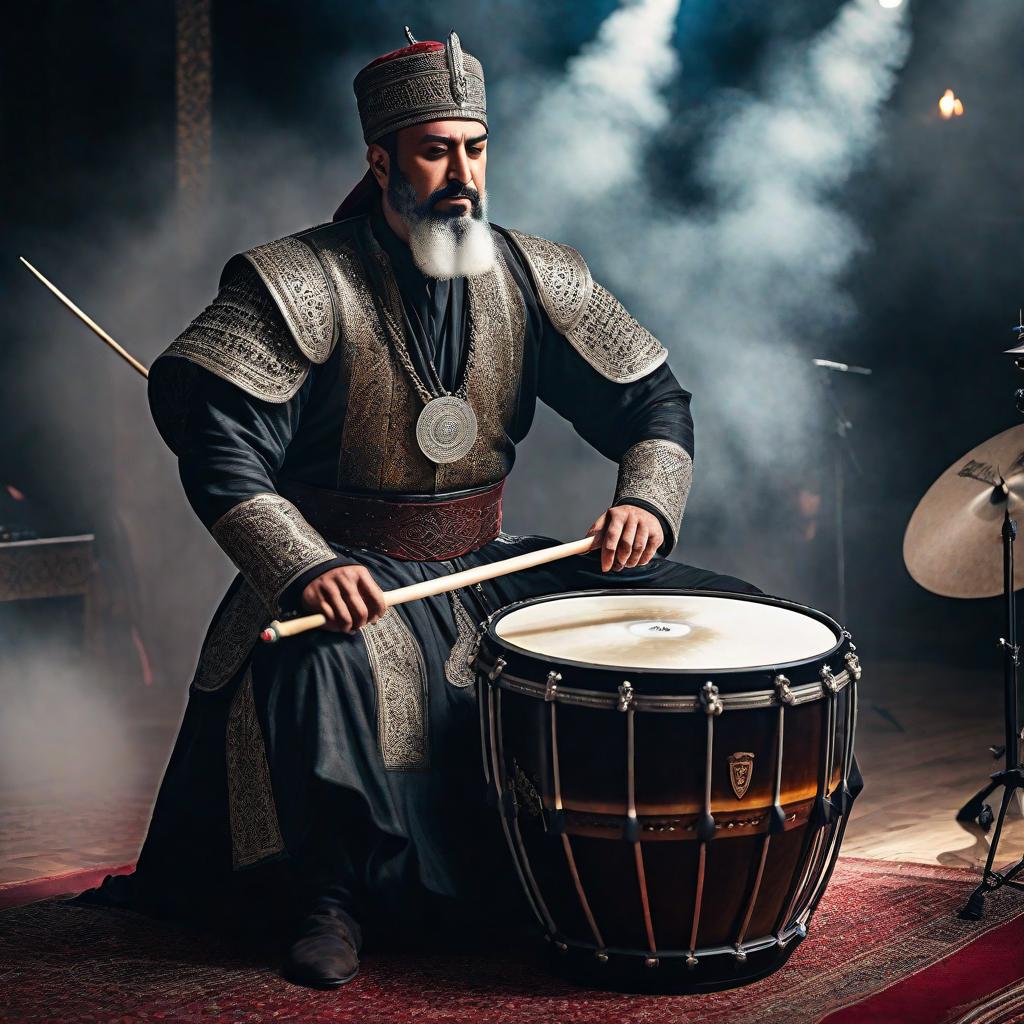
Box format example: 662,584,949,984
505,229,668,384
159,223,345,405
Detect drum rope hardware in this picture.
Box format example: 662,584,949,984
475,589,862,992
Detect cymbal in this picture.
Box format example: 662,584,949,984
904,424,1024,598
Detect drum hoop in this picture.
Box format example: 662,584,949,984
476,656,853,711
483,588,846,678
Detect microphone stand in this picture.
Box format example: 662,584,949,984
812,359,871,627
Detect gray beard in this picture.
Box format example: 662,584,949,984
387,175,496,280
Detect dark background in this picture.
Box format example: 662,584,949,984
1,0,1021,708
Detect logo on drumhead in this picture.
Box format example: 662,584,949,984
728,752,755,800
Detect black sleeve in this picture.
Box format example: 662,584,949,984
148,269,353,612
536,313,694,553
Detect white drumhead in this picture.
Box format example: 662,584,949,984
494,593,838,671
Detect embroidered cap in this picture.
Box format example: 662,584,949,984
353,28,487,144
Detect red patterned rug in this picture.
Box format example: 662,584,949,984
1,858,1024,1023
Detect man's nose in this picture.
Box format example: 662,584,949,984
448,146,473,187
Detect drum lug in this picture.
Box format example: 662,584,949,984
774,674,796,706
617,680,635,712
594,949,609,963
733,945,748,963
844,651,862,681
700,681,724,716
644,956,660,968
545,670,561,702
820,665,838,694
685,952,699,969
487,656,507,683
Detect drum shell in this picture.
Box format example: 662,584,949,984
477,589,860,992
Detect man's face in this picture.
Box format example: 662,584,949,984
376,119,488,219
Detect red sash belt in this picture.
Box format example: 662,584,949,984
280,479,504,562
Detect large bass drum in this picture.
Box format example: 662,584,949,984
474,589,861,992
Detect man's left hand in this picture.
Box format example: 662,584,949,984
586,504,664,572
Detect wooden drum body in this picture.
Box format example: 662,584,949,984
474,589,862,992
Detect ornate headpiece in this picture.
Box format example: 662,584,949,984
353,27,487,144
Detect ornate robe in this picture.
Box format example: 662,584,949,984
115,199,755,932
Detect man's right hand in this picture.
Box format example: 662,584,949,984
301,564,388,633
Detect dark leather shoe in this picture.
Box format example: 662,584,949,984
282,904,361,989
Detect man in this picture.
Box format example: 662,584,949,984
96,30,757,989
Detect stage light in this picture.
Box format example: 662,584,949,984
938,88,965,119
877,0,903,8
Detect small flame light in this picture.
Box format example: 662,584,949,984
938,89,964,119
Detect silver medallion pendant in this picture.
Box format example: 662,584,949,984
416,395,478,464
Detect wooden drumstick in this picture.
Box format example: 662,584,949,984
260,534,598,643
19,257,150,379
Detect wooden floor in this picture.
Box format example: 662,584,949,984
845,658,1024,870
0,659,1022,886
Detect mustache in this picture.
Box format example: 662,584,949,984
416,181,483,218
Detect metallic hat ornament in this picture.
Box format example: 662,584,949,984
353,28,487,144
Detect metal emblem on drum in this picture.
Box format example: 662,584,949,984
728,752,755,800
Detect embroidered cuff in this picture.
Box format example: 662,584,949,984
613,439,693,553
210,492,338,611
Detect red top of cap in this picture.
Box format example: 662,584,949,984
364,41,443,71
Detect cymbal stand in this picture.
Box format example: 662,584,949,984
816,367,866,626
959,488,1024,919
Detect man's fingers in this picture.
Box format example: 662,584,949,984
586,511,608,543
318,598,344,633
359,574,388,623
320,579,353,632
638,533,660,566
624,525,648,568
602,517,625,572
615,518,639,571
339,580,370,630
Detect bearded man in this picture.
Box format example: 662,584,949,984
91,30,758,989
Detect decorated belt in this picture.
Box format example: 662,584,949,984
279,479,505,562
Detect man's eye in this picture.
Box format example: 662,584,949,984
426,147,446,157
468,147,484,157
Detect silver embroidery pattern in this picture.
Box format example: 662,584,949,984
507,230,593,332
226,667,285,868
445,590,480,689
363,610,429,770
192,581,269,692
508,230,668,383
211,493,336,611
165,264,309,402
495,531,527,544
244,236,336,364
614,439,694,551
317,218,524,493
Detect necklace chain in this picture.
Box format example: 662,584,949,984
379,273,476,406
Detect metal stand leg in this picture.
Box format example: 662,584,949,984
960,499,1024,919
